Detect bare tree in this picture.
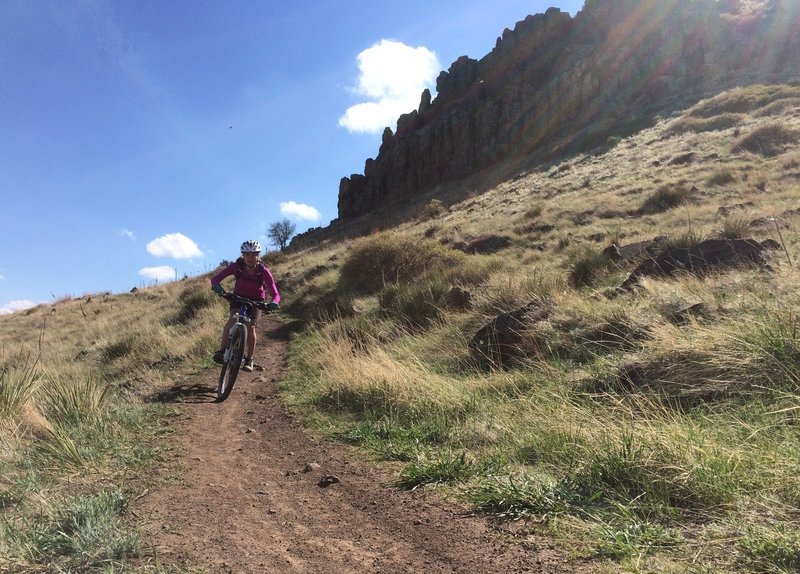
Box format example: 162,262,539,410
267,218,296,251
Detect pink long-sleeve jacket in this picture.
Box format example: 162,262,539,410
210,260,281,304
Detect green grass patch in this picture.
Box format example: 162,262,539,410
395,449,502,490
470,472,577,520
1,489,140,572
740,525,800,573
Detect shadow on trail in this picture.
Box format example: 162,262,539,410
149,382,217,404
262,318,301,341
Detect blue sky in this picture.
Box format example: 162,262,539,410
0,0,583,314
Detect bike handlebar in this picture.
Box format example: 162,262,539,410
220,291,274,311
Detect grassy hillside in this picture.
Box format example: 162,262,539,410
0,281,221,572
276,84,800,573
2,84,799,573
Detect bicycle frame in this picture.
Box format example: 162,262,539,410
223,302,254,365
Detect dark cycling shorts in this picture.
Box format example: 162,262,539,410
228,300,263,326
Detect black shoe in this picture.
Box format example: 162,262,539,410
213,350,224,364
242,357,254,372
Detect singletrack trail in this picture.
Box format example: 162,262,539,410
135,317,566,573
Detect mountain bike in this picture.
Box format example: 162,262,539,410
216,292,271,402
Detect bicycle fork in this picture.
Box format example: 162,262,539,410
224,314,250,364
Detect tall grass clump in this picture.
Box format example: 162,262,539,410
638,185,692,214
395,449,491,490
568,248,617,288
688,85,800,117
37,369,109,425
665,112,744,136
706,169,736,187
338,232,465,295
737,312,800,392
0,355,40,418
379,280,450,329
719,216,751,239
308,337,472,423
571,429,742,515
663,227,706,250
732,122,800,157
168,283,217,325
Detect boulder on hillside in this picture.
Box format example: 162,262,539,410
470,300,552,369
603,236,669,264
444,286,472,310
620,238,769,291
463,234,512,254
749,216,789,231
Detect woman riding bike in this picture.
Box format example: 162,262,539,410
210,240,280,372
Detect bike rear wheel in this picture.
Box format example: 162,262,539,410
216,324,246,402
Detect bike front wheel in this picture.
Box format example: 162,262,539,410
216,324,246,402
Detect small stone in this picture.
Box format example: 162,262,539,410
318,474,340,488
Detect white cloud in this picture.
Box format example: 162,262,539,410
146,233,203,259
280,201,321,222
138,266,176,281
0,300,37,315
339,39,440,134
121,229,136,241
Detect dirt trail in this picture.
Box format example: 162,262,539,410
135,318,565,573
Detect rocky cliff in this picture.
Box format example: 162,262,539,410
291,0,800,249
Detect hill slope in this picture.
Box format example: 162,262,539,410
274,84,800,573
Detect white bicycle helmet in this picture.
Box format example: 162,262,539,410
240,240,261,253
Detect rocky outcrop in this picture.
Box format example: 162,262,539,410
344,2,797,211
291,0,800,249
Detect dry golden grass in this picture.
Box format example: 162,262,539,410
0,278,224,441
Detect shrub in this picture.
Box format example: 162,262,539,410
688,85,800,118
170,284,216,324
666,113,745,136
568,248,616,288
638,185,692,214
524,204,544,220
339,232,465,295
719,216,750,239
732,122,800,157
420,198,445,220
706,170,736,187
